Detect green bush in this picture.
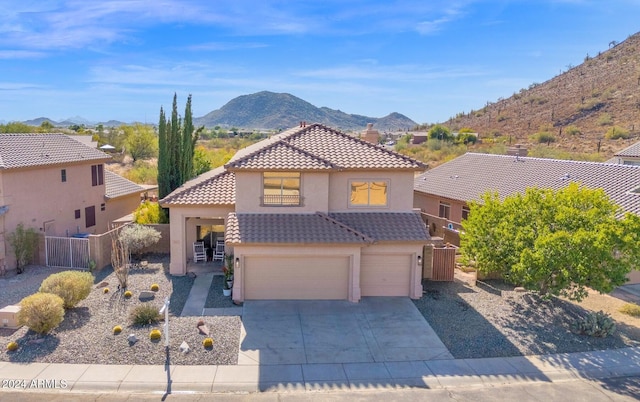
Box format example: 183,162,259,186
564,125,581,136
532,132,556,143
619,303,640,317
39,271,94,309
133,201,166,224
605,126,630,139
130,303,162,326
118,224,162,258
17,293,65,334
598,113,613,126
571,311,616,337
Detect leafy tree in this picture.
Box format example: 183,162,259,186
157,93,203,199
193,146,212,176
428,124,453,141
461,183,640,301
133,201,167,224
0,122,35,133
123,123,158,162
118,224,161,260
8,223,39,274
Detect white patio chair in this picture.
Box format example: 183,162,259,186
193,241,207,263
213,240,225,261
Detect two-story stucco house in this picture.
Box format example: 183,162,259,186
0,133,145,272
161,123,430,302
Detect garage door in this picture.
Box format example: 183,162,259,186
361,254,411,296
244,256,350,300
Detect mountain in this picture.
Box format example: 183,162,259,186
194,91,417,131
23,117,58,126
443,32,640,154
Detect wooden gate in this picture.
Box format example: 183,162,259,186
432,246,456,281
45,236,90,269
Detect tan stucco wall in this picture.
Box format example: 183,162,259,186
234,171,330,213
413,192,467,223
232,244,362,302
329,170,415,212
168,205,234,275
1,163,106,271
101,194,142,231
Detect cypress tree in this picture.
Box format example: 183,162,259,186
181,94,196,183
157,107,169,199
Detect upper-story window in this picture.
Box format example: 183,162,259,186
91,164,104,186
262,172,301,206
462,205,471,221
61,169,67,182
349,180,388,207
439,201,451,220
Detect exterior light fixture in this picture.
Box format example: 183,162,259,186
417,256,422,265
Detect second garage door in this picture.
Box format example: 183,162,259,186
361,254,411,296
244,256,350,300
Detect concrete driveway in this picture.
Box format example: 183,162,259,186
238,297,453,365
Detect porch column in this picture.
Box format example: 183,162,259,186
169,210,187,275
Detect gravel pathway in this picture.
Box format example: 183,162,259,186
1,256,241,365
414,275,640,359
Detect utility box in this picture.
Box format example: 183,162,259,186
0,305,21,329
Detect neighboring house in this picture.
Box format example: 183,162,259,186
104,170,148,226
607,141,640,166
413,152,640,283
0,133,145,272
161,123,430,302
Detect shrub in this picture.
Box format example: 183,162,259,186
564,125,581,136
7,223,39,274
6,341,18,352
598,113,613,126
149,329,162,341
113,325,122,335
619,303,640,318
130,304,161,326
103,288,109,294
605,126,630,140
39,271,94,309
202,337,214,348
571,311,616,337
124,290,133,298
133,201,166,224
532,132,556,143
17,293,65,334
118,224,162,259
150,283,159,292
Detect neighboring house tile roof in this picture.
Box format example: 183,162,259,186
0,133,110,169
614,141,640,157
414,153,640,216
104,171,145,200
160,166,236,206
226,123,425,171
225,211,430,245
329,212,430,242
225,212,373,245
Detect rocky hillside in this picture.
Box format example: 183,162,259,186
443,32,640,155
194,91,416,131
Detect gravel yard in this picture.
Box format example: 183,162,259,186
0,255,241,365
414,273,640,359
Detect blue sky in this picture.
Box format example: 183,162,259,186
1,0,639,125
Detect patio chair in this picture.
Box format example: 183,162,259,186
193,241,207,263
213,240,225,261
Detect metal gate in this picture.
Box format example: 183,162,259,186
45,236,90,269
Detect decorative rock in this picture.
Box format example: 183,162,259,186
139,290,155,300
198,324,210,336
514,287,527,293
96,281,109,288
127,334,138,344
179,341,190,354
187,272,197,279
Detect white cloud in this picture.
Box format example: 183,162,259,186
0,50,47,59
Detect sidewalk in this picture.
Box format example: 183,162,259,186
1,347,638,394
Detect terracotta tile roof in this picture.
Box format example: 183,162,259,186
160,166,235,206
414,153,640,216
226,123,425,171
225,212,372,245
104,171,145,200
329,212,430,242
225,141,334,171
614,141,640,158
0,133,110,169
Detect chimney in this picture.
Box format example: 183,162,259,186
361,123,380,144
